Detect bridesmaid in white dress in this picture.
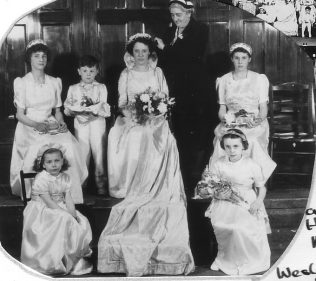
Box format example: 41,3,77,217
21,145,92,275
209,42,276,182
206,129,271,275
98,33,194,276
10,39,88,203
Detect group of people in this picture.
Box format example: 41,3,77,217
11,0,277,277
255,0,315,37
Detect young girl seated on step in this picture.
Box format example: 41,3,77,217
20,143,93,276
200,129,271,275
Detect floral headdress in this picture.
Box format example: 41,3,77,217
229,42,252,56
33,143,66,171
224,129,247,142
26,39,47,51
126,33,152,46
124,33,157,69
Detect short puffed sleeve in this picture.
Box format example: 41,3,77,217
216,76,226,105
257,74,269,104
64,85,75,108
55,77,62,108
60,172,71,192
250,160,265,188
32,172,50,195
13,77,26,109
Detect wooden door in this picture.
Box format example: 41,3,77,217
0,0,314,188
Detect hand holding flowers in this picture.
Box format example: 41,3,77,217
126,87,175,124
193,166,250,209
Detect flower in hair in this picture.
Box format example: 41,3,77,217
229,42,252,55
36,143,66,162
127,33,152,45
26,39,47,50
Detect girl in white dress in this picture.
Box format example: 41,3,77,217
210,42,276,182
10,39,88,203
98,33,194,277
205,129,271,275
21,144,92,276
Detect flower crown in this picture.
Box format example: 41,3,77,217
127,33,152,45
36,143,66,163
26,39,47,51
224,129,247,142
229,42,252,56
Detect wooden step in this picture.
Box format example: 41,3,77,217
0,187,309,268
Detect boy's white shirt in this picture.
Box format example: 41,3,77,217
64,81,110,124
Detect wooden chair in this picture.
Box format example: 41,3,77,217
20,170,36,206
269,82,316,187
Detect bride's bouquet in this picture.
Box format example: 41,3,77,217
193,166,249,209
128,87,175,124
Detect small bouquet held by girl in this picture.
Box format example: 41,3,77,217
193,166,250,210
127,87,175,124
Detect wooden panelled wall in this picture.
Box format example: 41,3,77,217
0,0,314,118
0,0,314,185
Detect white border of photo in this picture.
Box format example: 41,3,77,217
0,0,315,280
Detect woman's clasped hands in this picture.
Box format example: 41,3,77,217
34,122,49,133
34,120,68,134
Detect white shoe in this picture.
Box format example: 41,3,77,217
210,262,219,271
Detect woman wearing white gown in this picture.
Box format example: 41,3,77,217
10,39,88,203
209,42,276,182
206,129,271,275
274,0,298,36
98,33,194,276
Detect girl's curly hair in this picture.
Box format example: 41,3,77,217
33,148,70,173
25,43,50,65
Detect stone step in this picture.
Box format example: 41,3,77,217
269,227,297,250
267,208,305,229
0,188,309,268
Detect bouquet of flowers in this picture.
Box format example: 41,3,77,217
193,166,250,209
80,95,94,107
66,95,111,119
127,87,175,124
80,95,111,118
225,109,255,127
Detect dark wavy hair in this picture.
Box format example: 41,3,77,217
220,128,249,150
230,47,251,59
78,54,100,69
126,36,157,58
25,43,50,65
33,148,69,173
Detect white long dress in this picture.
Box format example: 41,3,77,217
98,66,194,276
10,73,88,203
205,156,271,275
209,71,276,182
274,2,298,36
21,171,92,275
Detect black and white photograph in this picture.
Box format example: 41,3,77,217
0,0,315,280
